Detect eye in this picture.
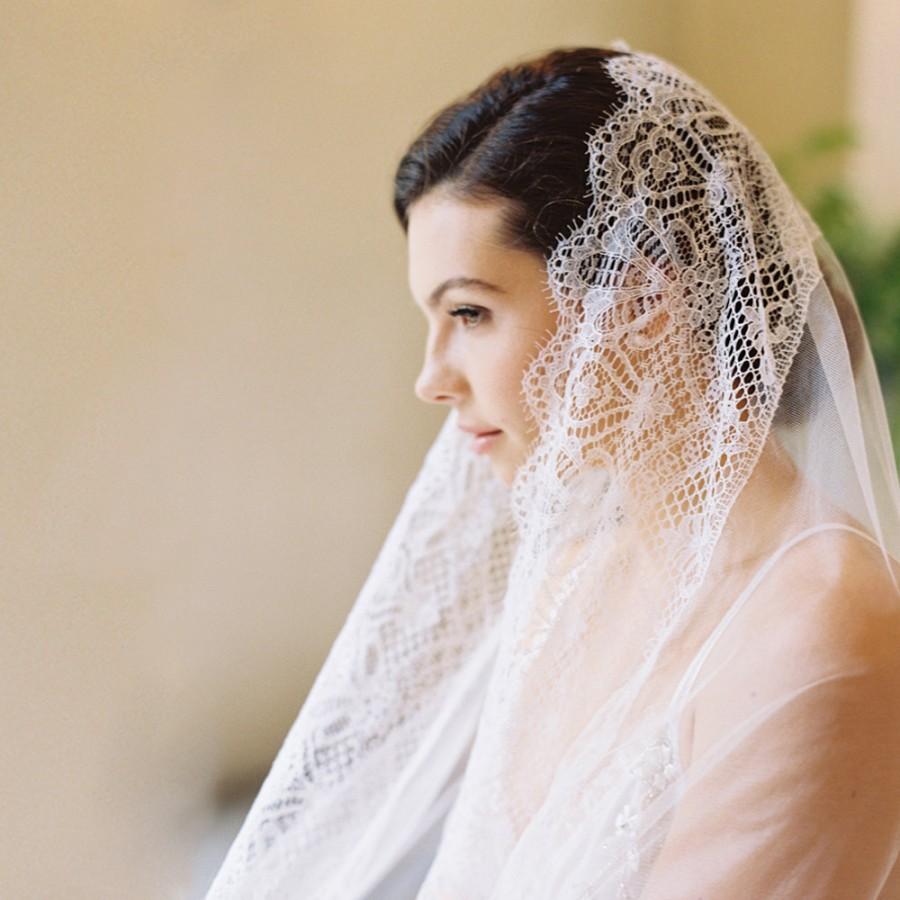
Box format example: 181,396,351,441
448,305,488,328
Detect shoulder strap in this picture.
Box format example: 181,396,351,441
667,522,880,714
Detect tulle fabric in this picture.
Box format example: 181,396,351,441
206,44,900,899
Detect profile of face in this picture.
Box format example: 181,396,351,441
407,188,559,486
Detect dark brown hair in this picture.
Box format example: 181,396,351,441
392,46,628,259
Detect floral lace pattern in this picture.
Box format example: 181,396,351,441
514,49,820,651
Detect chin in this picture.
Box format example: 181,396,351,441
490,459,516,488
488,440,530,488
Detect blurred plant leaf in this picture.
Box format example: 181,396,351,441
774,124,900,464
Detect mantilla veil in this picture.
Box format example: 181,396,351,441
207,42,900,898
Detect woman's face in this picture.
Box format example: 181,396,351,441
407,189,559,486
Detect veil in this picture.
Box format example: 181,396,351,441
206,42,900,899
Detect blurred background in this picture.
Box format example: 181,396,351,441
3,1,898,897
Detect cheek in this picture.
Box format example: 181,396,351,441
483,342,538,431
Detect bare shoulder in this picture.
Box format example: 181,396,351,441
687,525,900,765
763,524,900,663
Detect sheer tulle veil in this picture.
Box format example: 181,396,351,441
206,41,900,899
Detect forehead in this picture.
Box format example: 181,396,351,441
406,191,511,301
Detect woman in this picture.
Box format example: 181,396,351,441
207,43,900,898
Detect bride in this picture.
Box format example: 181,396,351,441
207,43,900,898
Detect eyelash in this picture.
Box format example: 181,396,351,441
448,305,487,328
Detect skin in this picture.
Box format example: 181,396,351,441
407,187,559,486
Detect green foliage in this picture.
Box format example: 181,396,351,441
773,125,900,463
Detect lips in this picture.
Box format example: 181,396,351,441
458,423,502,437
458,424,503,455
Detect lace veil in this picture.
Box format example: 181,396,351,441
206,42,900,899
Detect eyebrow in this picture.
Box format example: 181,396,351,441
424,276,506,309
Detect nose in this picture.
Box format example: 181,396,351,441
414,341,465,405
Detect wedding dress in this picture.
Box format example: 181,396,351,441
206,42,900,899
361,516,899,899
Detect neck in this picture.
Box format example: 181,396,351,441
707,435,804,580
616,433,805,584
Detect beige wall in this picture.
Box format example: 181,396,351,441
3,2,886,897
674,0,852,154
848,0,900,226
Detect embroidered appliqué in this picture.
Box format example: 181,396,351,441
614,735,677,899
